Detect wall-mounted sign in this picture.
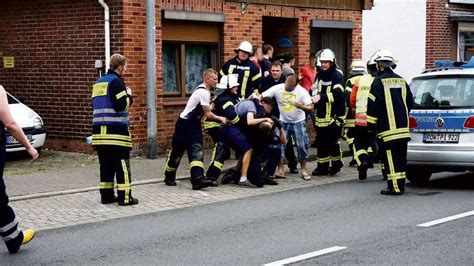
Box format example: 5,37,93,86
3,56,14,68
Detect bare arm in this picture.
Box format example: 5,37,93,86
0,86,39,161
246,112,272,126
203,105,227,124
295,102,314,113
279,127,287,145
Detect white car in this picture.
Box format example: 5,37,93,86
5,91,46,152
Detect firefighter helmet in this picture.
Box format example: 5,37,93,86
217,74,240,89
234,41,253,54
319,49,336,62
350,59,367,72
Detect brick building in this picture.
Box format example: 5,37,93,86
0,0,372,154
426,0,474,67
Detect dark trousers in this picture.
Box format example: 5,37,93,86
96,146,133,204
0,147,23,251
285,140,298,170
353,126,377,167
315,123,343,171
263,146,281,177
165,118,205,185
206,128,230,182
380,140,408,192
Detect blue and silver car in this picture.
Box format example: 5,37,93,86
407,60,474,184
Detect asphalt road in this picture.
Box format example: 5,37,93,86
2,172,473,265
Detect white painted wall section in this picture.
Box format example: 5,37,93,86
362,0,426,82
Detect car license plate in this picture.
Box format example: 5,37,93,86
423,133,459,143
6,135,32,144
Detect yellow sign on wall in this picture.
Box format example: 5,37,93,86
3,56,14,68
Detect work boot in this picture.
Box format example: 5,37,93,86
221,169,240,185
7,229,35,254
312,168,328,176
192,178,213,190
118,196,139,206
289,168,299,174
264,176,278,185
210,180,219,187
358,162,368,181
349,159,357,167
380,188,404,196
164,177,177,186
328,167,341,176
101,196,118,204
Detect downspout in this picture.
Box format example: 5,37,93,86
98,0,110,71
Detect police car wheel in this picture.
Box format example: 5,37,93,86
406,167,432,186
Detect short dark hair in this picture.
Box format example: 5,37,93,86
282,53,295,64
262,44,273,55
252,45,260,57
261,97,275,108
271,60,283,69
309,52,316,60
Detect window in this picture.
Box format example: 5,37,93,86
458,23,474,61
411,76,474,109
162,43,217,97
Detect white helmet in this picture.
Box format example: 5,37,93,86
375,49,396,63
234,41,253,54
367,50,381,66
319,48,336,62
350,59,366,72
217,74,240,90
315,49,323,67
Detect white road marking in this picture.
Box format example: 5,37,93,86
263,246,347,266
417,210,474,227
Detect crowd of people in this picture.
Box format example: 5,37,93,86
163,41,413,197
0,42,413,254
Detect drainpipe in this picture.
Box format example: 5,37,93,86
98,0,110,71
146,0,157,159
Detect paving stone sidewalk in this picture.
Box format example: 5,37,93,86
9,157,382,232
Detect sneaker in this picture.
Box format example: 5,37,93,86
302,173,312,181
118,197,139,206
238,180,253,187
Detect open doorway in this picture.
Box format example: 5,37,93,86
311,28,351,75
262,17,299,63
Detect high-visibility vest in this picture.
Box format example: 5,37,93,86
355,75,375,127
92,74,129,127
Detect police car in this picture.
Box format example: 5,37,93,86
5,91,46,152
407,58,474,184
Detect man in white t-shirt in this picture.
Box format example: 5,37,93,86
262,73,314,180
164,69,228,190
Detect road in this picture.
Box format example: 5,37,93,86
2,172,473,265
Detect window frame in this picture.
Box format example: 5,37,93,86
162,41,219,99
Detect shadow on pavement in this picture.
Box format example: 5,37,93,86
407,172,474,190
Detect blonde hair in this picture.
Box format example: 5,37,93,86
203,68,217,79
109,53,128,70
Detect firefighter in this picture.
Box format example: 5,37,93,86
205,74,241,185
345,60,367,167
0,85,37,254
164,69,227,190
91,54,138,206
312,49,346,176
366,50,413,195
220,41,262,99
350,52,379,180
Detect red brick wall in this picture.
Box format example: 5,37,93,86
0,0,123,153
426,0,474,68
0,0,363,154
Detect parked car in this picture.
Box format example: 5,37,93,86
5,91,46,152
407,59,474,184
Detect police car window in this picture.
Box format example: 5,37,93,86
411,76,474,109
7,93,19,104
